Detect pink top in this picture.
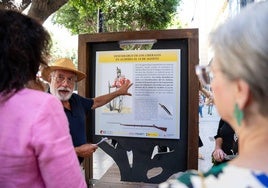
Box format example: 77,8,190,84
0,89,86,188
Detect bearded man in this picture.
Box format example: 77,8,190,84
41,58,133,164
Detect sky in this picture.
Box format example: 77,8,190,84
43,16,78,51
177,0,198,25
11,0,78,57
13,0,77,53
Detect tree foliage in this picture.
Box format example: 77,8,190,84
53,0,181,34
1,0,182,61
1,0,181,33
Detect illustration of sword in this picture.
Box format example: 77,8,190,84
108,122,167,132
158,103,172,116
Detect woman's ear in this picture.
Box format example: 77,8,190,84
235,79,251,110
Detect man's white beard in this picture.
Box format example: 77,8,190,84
51,86,73,101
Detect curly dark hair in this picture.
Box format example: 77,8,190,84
0,9,51,98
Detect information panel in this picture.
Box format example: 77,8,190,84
95,49,181,139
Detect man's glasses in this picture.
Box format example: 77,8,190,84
195,65,213,86
53,75,77,85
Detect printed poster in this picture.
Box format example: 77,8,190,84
95,49,181,139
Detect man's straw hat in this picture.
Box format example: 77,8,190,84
41,58,86,82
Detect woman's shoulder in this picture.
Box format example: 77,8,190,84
15,88,62,109
159,167,218,188
159,164,267,187
21,88,59,101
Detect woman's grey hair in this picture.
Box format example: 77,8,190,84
209,1,268,115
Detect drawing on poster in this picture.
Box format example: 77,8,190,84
107,67,131,113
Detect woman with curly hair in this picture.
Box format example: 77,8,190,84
0,9,86,187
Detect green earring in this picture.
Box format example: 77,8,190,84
234,103,244,126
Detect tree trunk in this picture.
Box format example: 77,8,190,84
26,0,68,23
1,0,69,23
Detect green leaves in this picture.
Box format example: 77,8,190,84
53,0,180,34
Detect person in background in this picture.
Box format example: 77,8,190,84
212,119,238,165
206,89,214,115
41,58,133,164
198,83,210,159
200,84,238,164
205,59,214,115
0,10,86,187
198,136,204,160
198,91,205,118
159,1,268,187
